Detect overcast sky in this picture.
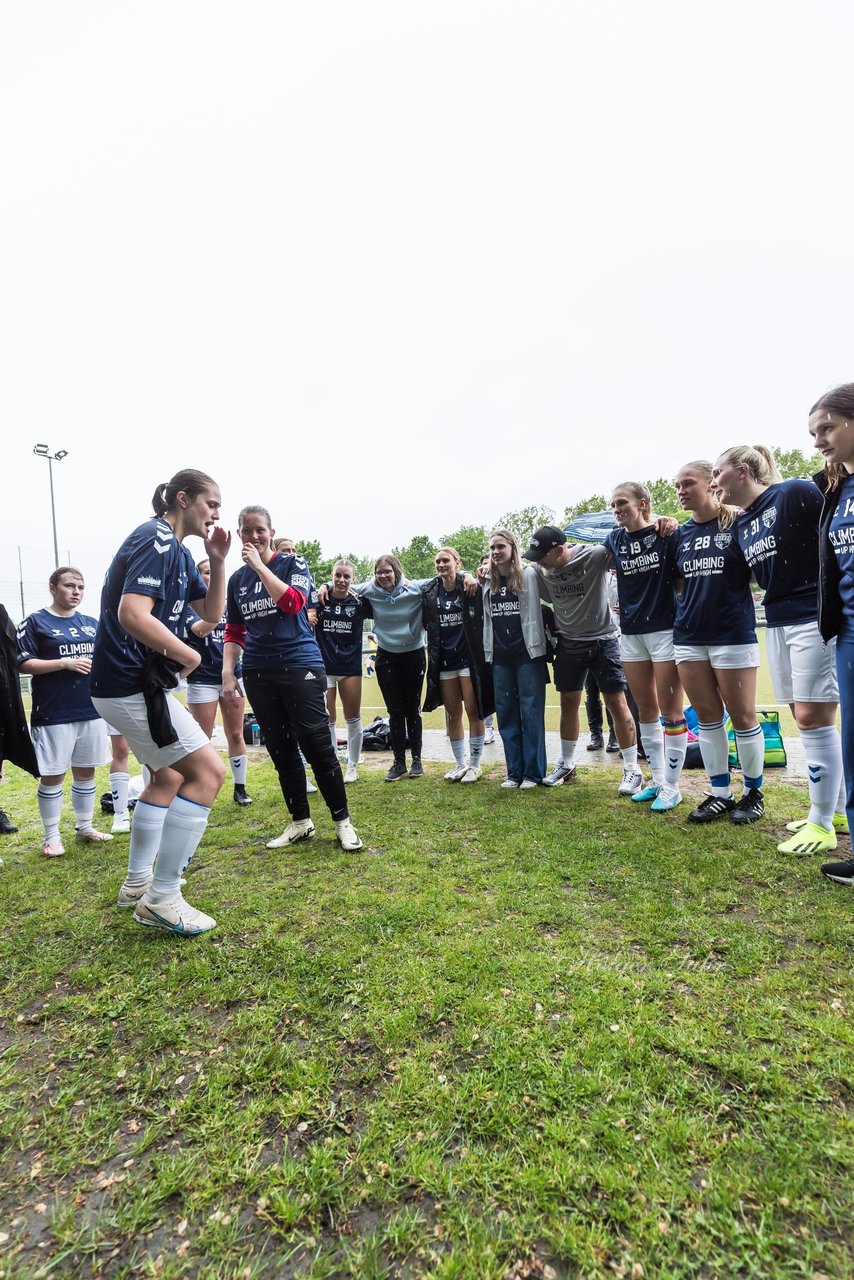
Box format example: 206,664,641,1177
2,1,853,612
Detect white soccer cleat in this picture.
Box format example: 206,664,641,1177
334,818,363,852
117,877,152,907
343,762,359,784
111,813,131,835
459,766,481,783
266,819,315,849
444,765,468,782
42,839,65,858
75,828,114,843
133,891,216,936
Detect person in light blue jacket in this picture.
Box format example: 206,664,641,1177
482,529,548,788
321,553,432,782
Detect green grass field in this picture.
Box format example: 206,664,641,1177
0,738,851,1278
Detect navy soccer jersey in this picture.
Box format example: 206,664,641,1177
735,480,821,626
605,524,676,634
667,517,756,645
227,552,322,670
490,581,528,664
316,592,366,676
90,519,208,698
437,581,467,670
828,473,854,627
185,611,242,684
17,609,101,726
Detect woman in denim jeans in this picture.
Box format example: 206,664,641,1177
481,529,547,788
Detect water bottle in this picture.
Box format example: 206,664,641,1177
252,723,261,748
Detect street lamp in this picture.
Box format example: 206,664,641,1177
33,444,69,568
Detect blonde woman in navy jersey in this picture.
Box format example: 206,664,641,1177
315,559,370,784
90,469,231,936
712,444,844,856
667,461,766,826
222,506,362,852
810,383,854,886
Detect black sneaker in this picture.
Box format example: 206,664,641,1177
385,760,408,782
586,734,604,751
730,788,764,825
409,758,424,778
688,794,736,824
606,736,621,753
821,857,854,886
233,785,253,806
0,809,18,835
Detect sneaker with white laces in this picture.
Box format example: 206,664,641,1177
117,877,152,907
786,812,849,834
266,818,315,849
76,828,114,844
133,891,216,936
111,812,131,835
335,818,363,852
519,779,539,790
631,783,661,804
42,838,65,858
344,762,359,784
500,779,520,789
618,768,644,796
543,761,576,787
777,822,837,856
459,766,481,783
650,785,683,812
444,765,468,782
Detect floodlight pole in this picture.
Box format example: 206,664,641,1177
33,444,68,569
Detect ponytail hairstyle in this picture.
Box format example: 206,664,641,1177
151,469,217,518
719,444,782,486
49,565,83,591
810,383,854,493
488,528,524,594
681,460,740,530
611,481,652,522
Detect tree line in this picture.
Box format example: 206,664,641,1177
295,447,817,583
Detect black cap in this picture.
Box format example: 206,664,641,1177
523,525,567,561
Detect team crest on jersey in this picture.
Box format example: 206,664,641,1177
762,507,777,529
81,626,96,637
714,531,732,549
643,533,657,549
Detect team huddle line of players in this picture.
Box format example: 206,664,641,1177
11,382,854,935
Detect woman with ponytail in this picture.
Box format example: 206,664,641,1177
712,443,843,856
809,384,854,886
90,469,231,936
667,461,765,827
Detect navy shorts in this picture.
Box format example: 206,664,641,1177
554,636,627,694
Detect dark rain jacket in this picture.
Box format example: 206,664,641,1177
421,573,494,718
